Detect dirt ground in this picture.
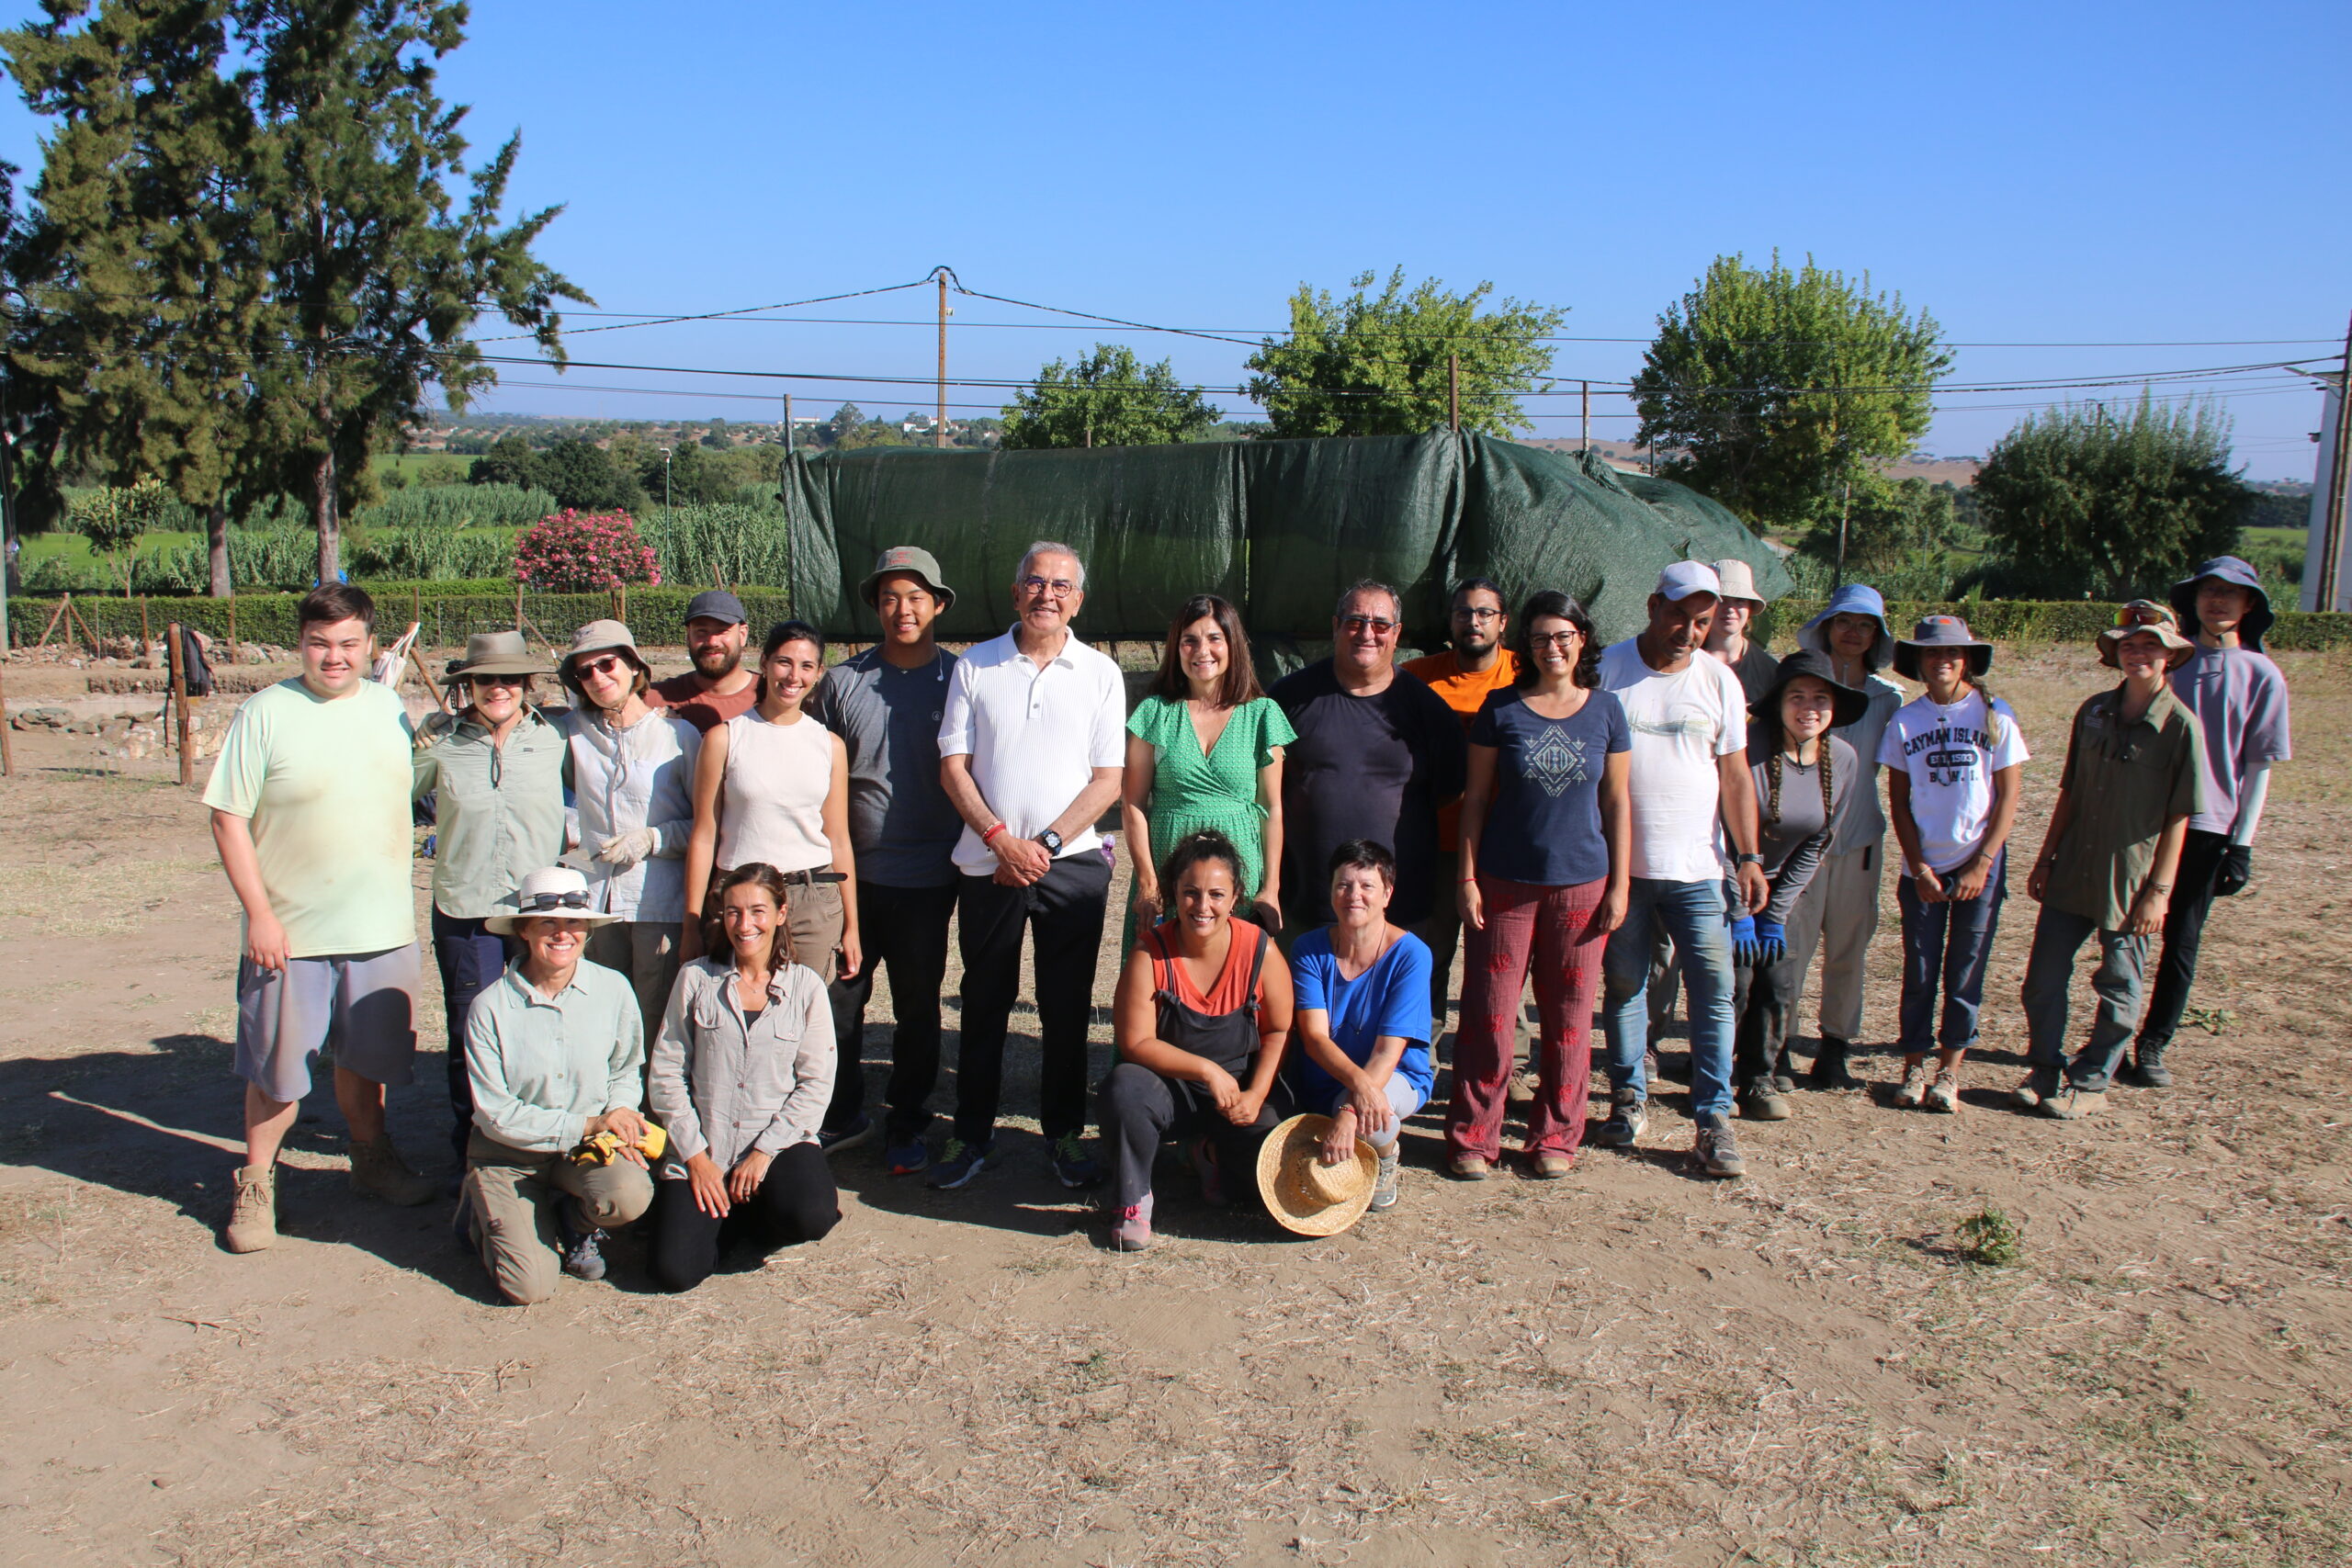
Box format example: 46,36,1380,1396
0,641,2346,1567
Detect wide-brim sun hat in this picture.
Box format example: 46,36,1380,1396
1711,558,1767,608
859,544,957,612
1749,648,1871,731
1256,1114,1379,1237
1797,583,1894,672
443,628,554,682
485,865,624,935
2097,599,2197,671
559,618,651,691
2169,555,2272,653
1892,615,1993,682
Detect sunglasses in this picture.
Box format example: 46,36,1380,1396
572,654,628,681
516,889,592,913
1340,615,1397,635
468,672,527,689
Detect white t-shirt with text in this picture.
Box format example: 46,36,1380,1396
1876,688,2030,874
1599,638,1749,882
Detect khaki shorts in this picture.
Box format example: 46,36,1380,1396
233,943,421,1103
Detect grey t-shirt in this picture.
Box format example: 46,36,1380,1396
1748,735,1857,924
808,647,963,887
2168,646,2291,837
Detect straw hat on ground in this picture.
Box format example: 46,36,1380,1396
1256,1114,1379,1237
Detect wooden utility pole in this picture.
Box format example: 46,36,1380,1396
166,621,192,786
1579,380,1590,453
1448,354,1460,433
2317,312,2352,612
935,270,950,448
783,392,794,456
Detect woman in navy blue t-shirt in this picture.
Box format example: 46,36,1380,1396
1446,592,1631,1178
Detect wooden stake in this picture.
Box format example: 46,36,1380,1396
0,656,14,777
617,581,628,626
227,594,240,665
409,644,451,712
167,620,192,787
140,596,150,649
67,596,101,655
35,594,68,650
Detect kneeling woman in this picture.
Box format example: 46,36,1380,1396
648,863,841,1292
461,866,656,1305
1101,831,1295,1251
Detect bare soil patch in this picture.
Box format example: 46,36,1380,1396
0,645,2345,1566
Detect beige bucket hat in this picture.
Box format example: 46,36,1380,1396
1710,558,1767,608
1256,1114,1379,1237
559,618,651,694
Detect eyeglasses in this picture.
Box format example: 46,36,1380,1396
516,889,591,913
469,672,526,689
1452,606,1502,623
1529,630,1582,649
1340,615,1397,636
572,655,627,680
1017,575,1080,598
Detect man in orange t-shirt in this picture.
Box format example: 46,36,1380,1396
1402,579,1526,1073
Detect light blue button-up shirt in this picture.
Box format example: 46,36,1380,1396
465,960,645,1153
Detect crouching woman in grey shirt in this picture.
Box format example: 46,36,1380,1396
648,863,841,1292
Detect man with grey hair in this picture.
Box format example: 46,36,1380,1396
1271,581,1467,932
933,541,1125,1190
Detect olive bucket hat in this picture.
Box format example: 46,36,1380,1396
859,545,957,612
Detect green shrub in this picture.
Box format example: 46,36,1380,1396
1953,1207,2022,1268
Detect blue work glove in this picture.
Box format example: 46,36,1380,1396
1728,912,1758,966
1753,920,1786,966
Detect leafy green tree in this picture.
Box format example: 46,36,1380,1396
1243,268,1563,438
535,437,640,513
468,433,538,487
1631,253,1951,530
70,475,172,594
1975,394,2252,600
1000,344,1219,449
638,439,732,505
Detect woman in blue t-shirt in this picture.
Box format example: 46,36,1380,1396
1288,840,1434,1215
1446,592,1632,1179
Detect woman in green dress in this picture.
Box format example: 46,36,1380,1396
1122,594,1297,951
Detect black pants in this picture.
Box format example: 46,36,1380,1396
431,908,511,1166
1098,1061,1293,1210
1732,950,1804,1088
953,854,1112,1145
825,879,958,1138
2135,829,2231,1055
648,1142,840,1293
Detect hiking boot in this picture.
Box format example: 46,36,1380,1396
1448,1153,1494,1181
1528,1149,1575,1179
349,1136,436,1207
1109,1194,1154,1252
1187,1137,1227,1205
1693,1113,1746,1179
1893,1061,1931,1109
1807,1038,1860,1089
1593,1090,1646,1149
1923,1070,1962,1114
224,1164,277,1253
818,1113,874,1154
1770,1047,1797,1095
559,1202,606,1282
2037,1084,2103,1122
1050,1134,1103,1190
2119,1044,2174,1089
1369,1149,1401,1211
1737,1077,1792,1122
884,1134,930,1176
1506,1068,1538,1105
2011,1068,2061,1109
926,1137,991,1190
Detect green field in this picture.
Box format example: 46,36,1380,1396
18,530,202,569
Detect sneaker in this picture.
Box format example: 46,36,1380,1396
1528,1150,1575,1179
1593,1090,1646,1149
1692,1112,1746,1179
1924,1070,1962,1114
224,1164,277,1254
2036,1084,2103,1121
1050,1134,1103,1190
559,1202,606,1282
2119,1046,2174,1089
2011,1068,2060,1109
1737,1077,1792,1122
1645,1049,1663,1087
884,1135,930,1177
1893,1062,1931,1109
1448,1153,1494,1180
1108,1194,1154,1252
1187,1138,1227,1206
818,1113,874,1154
1506,1068,1539,1105
1369,1149,1401,1210
348,1136,436,1207
926,1137,991,1190
1807,1038,1860,1090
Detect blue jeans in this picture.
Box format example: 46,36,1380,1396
1602,878,1736,1119
1894,856,2006,1054
2020,906,2153,1093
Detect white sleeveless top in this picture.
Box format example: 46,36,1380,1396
715,709,834,874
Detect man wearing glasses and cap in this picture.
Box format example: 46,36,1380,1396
650,589,760,734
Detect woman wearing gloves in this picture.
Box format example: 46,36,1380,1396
649,863,841,1292
1785,584,1906,1088
1729,652,1860,1121
560,621,701,1044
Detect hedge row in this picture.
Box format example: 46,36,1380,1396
1759,599,2352,653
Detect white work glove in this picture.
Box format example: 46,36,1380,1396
595,827,662,869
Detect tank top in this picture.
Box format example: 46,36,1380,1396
716,708,834,874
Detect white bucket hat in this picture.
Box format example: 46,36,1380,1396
485,865,623,935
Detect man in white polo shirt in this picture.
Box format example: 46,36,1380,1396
933,540,1126,1191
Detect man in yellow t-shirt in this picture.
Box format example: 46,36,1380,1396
1402,579,1524,1069
203,585,436,1254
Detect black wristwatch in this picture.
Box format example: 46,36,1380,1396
1036,829,1064,854
1736,852,1764,866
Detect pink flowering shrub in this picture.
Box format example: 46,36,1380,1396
512,509,662,592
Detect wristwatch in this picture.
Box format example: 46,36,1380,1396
1736,852,1764,866
1036,829,1064,854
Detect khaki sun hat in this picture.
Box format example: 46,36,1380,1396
1710,558,1768,608
859,544,957,612
485,865,624,935
444,628,554,682
1256,1114,1379,1237
559,618,651,694
2097,600,2196,671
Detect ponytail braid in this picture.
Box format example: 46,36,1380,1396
1765,750,1783,826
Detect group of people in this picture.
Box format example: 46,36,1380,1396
199,534,2290,1287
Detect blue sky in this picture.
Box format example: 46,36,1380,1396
1,0,2344,479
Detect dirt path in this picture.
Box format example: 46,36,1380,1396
0,646,2346,1566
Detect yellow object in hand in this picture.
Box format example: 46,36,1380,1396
569,1122,667,1166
